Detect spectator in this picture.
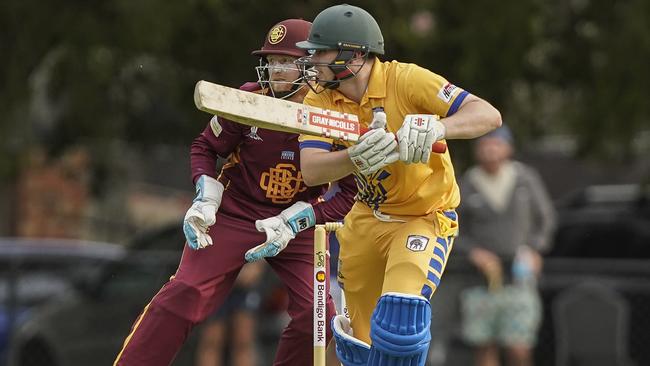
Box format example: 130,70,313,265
456,125,556,366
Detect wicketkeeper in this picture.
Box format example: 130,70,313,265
114,18,355,366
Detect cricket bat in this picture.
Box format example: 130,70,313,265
194,80,447,153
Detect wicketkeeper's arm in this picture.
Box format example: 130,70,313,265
190,116,243,183
312,173,357,223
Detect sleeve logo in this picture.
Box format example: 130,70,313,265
437,83,458,104
209,115,222,137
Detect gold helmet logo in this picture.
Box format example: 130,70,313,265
268,25,287,45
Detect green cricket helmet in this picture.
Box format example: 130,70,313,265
296,4,384,55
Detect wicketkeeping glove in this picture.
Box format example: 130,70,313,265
183,175,224,250
245,201,316,262
396,114,446,164
348,111,399,175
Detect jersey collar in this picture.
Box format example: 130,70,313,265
332,57,386,104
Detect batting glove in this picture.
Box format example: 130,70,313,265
183,175,224,250
245,201,316,262
396,114,446,164
348,111,398,175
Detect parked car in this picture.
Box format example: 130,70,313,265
7,225,289,366
0,238,125,365
6,226,184,366
549,183,650,258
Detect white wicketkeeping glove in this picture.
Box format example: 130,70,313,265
183,175,224,250
348,111,399,175
244,201,316,262
396,114,446,164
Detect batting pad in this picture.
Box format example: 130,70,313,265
367,292,432,366
332,315,371,366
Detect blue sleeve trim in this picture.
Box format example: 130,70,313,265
447,90,469,116
300,141,332,151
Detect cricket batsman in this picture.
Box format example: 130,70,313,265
295,5,502,366
114,18,355,366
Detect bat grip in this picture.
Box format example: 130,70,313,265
359,127,448,154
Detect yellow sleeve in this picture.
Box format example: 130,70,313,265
402,64,470,117
299,91,334,151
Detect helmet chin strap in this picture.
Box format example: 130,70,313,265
295,50,369,94
324,49,369,90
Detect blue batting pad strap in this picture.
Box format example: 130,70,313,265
332,315,371,366
368,293,432,366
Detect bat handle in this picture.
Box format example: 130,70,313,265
359,127,448,154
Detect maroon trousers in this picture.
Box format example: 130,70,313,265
114,212,335,365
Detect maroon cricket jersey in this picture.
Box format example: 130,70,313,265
190,82,356,223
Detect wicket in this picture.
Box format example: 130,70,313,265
313,222,344,366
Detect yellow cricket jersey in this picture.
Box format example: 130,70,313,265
299,58,469,216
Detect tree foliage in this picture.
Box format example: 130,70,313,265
1,0,648,179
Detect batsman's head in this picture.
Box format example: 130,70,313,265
252,19,312,100
295,4,384,91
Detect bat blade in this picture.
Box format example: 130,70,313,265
194,80,363,142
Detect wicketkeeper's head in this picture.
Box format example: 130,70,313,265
252,19,312,99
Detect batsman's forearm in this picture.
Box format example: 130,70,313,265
442,97,502,140
300,149,356,186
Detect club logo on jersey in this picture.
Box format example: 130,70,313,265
281,150,295,160
406,235,430,252
246,126,263,141
209,115,222,137
260,163,307,203
437,83,458,104
268,25,287,45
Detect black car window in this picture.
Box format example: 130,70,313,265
98,252,180,300
0,256,108,307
